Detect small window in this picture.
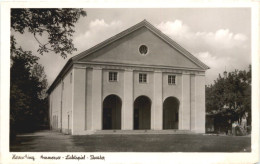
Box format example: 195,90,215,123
168,75,176,85
109,72,118,82
139,45,148,55
139,73,147,83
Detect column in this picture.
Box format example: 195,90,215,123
195,75,206,133
190,74,196,131
153,71,163,130
72,67,86,134
182,73,191,130
86,68,92,130
123,69,134,130
92,67,102,130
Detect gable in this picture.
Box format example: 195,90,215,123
48,20,209,94
79,27,201,69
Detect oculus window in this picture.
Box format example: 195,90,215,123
139,45,148,55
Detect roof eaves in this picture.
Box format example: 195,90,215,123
72,20,148,62
47,58,73,94
143,21,210,70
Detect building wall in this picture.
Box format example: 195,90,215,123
49,69,73,133
194,75,206,133
86,68,93,130
59,66,207,134
49,81,62,130
133,70,154,100
102,69,124,100
162,73,182,102
190,74,196,131
72,66,86,134
61,69,73,134
162,72,183,129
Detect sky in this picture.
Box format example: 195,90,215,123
13,8,251,86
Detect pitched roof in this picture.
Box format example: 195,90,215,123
47,19,209,94
72,19,209,69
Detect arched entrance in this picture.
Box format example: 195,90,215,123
134,96,151,130
163,97,179,129
102,95,121,130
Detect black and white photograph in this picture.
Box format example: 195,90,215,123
0,1,259,164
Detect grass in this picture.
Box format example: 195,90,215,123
10,130,251,152
72,134,251,152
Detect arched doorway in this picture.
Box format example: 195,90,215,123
134,96,151,130
102,95,122,130
163,97,179,129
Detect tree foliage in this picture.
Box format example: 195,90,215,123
11,8,86,58
206,66,251,124
10,37,48,135
10,9,86,137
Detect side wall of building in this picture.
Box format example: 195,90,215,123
61,69,73,134
49,69,73,133
49,81,62,131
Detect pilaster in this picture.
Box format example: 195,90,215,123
71,67,86,134
195,75,206,133
92,67,102,130
123,69,134,130
86,68,93,130
182,73,191,130
190,74,196,131
153,71,163,130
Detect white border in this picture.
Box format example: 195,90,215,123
1,1,259,164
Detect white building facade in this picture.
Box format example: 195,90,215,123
47,20,209,135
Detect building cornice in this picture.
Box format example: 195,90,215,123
74,62,205,75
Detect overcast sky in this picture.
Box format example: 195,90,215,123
13,8,251,85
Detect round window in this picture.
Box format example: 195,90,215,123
139,45,148,55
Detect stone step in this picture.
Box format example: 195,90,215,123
94,130,194,135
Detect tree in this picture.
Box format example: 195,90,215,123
11,8,86,58
10,41,49,136
206,66,251,132
31,64,48,99
10,9,86,137
10,39,40,134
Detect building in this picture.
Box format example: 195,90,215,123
47,20,209,135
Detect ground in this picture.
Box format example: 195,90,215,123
10,130,251,152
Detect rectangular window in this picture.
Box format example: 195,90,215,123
168,75,176,85
109,72,118,82
139,73,147,83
